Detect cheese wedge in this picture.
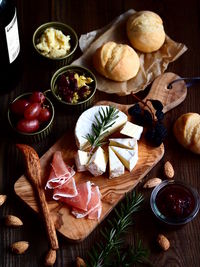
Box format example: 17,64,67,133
75,106,127,150
108,146,125,179
109,138,137,150
75,150,91,172
111,146,138,172
87,147,108,176
120,121,143,140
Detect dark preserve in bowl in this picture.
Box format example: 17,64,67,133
151,180,200,225
156,184,195,219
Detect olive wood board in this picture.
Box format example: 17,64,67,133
14,72,187,241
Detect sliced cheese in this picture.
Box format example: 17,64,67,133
120,121,143,140
111,146,138,172
108,146,125,179
87,147,108,176
75,106,127,150
75,150,91,172
109,138,137,150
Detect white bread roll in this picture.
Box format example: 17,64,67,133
126,11,165,53
93,41,140,82
173,113,200,154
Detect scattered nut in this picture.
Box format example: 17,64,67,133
10,241,29,254
157,234,170,251
5,215,23,227
76,257,87,267
143,178,162,188
0,195,7,207
164,161,174,179
44,249,57,266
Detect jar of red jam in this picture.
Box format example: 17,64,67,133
150,180,199,225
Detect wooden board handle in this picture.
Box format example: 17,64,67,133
97,73,187,115
143,72,187,113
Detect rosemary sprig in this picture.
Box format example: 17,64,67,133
84,106,119,150
87,191,148,267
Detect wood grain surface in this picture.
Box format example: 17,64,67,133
0,1,200,267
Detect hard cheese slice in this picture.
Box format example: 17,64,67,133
111,146,138,172
87,147,108,176
109,138,137,150
75,106,127,150
120,121,143,140
108,146,125,179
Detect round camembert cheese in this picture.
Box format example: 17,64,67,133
75,106,128,150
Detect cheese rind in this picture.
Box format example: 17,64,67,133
75,106,128,150
108,147,125,179
111,146,138,172
120,121,143,140
109,138,137,149
87,147,108,176
75,150,91,172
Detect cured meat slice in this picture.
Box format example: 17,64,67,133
88,204,102,220
60,181,92,211
51,151,72,177
45,168,65,189
53,177,78,199
45,151,75,189
71,185,101,219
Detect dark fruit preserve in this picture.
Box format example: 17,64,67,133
156,184,195,219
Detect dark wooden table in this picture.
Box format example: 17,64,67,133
0,0,200,266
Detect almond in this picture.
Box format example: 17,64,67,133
44,249,57,266
164,161,174,179
5,215,23,227
157,234,170,251
76,257,87,267
0,195,7,207
143,178,162,188
10,241,29,254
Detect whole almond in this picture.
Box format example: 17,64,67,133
164,161,174,179
44,249,56,266
0,195,7,207
76,257,87,267
143,178,162,188
157,234,170,251
10,241,29,254
5,215,23,227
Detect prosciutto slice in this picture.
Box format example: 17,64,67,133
45,151,102,220
53,177,78,199
88,204,102,220
59,181,92,211
71,185,101,219
45,151,75,189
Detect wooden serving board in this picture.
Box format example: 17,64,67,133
14,73,187,241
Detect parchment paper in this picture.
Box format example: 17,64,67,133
73,9,187,96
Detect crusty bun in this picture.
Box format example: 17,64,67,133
173,113,200,154
93,41,140,82
126,11,165,53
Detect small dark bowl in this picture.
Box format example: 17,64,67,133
8,92,55,143
33,22,78,67
150,180,200,226
50,65,97,113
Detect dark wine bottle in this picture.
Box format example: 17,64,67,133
0,0,21,93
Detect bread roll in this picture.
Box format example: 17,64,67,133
173,113,200,154
93,41,140,82
126,11,165,53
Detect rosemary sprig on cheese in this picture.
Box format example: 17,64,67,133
85,106,119,149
